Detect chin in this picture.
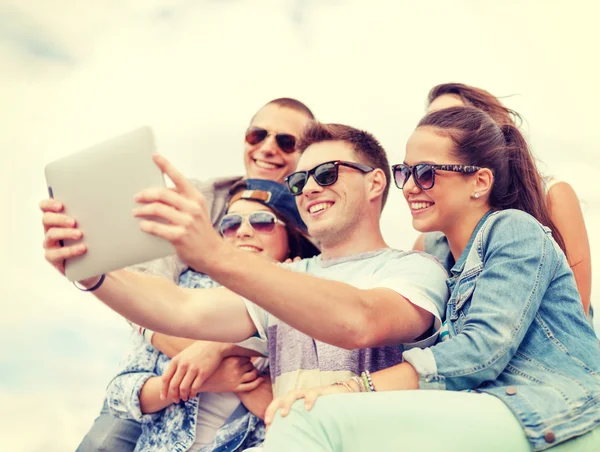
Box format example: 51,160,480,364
412,218,437,233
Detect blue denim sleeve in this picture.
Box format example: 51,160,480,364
404,211,558,391
106,334,162,422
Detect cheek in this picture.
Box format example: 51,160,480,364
262,230,290,261
282,153,300,173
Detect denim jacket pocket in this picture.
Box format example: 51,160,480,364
449,270,480,332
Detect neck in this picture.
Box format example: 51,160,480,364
318,218,388,261
444,207,490,262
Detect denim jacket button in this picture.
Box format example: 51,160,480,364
506,386,517,396
544,430,556,443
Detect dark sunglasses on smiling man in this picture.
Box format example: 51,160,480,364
245,127,298,154
391,163,481,190
219,211,285,238
285,160,375,196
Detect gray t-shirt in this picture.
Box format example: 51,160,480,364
243,248,449,397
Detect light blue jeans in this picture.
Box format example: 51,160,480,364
263,391,600,452
76,401,141,452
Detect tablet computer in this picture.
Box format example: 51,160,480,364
45,126,176,281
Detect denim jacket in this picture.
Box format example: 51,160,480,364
404,209,600,451
106,270,266,452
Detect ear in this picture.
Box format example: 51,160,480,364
472,168,494,199
366,168,387,204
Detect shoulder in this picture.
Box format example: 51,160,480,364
478,210,551,257
482,209,543,232
378,249,448,278
545,180,580,208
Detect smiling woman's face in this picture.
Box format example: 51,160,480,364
223,200,290,262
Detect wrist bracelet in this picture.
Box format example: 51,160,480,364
350,375,366,393
142,328,155,344
362,370,376,392
73,274,105,292
333,381,354,393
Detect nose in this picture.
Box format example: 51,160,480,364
402,171,421,197
256,134,279,156
302,173,323,197
235,218,254,238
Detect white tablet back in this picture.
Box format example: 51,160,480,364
45,127,175,281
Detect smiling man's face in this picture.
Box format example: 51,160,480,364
243,104,312,183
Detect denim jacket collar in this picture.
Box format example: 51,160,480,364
450,209,494,277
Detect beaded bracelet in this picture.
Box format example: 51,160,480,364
362,370,376,392
361,372,371,392
73,274,106,292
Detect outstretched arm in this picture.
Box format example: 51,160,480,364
79,269,257,343
132,154,447,350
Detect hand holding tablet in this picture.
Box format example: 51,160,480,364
43,127,176,281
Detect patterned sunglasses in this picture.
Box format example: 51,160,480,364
392,163,481,190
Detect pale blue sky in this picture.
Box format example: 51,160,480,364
1,0,599,450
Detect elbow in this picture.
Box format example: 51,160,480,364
340,311,383,350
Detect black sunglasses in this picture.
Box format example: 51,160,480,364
392,163,481,190
285,160,374,196
245,127,297,154
219,211,285,238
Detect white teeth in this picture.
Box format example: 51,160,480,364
254,160,279,169
411,202,433,210
238,245,261,253
309,202,333,214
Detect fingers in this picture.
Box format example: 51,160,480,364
240,367,258,384
39,199,63,213
178,366,198,402
43,227,82,248
133,202,194,227
303,389,321,411
44,244,86,266
42,212,76,233
167,362,188,403
152,154,197,197
264,390,305,428
235,376,263,393
139,220,187,242
190,373,205,398
160,361,177,400
134,187,201,214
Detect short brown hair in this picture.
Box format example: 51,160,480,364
262,97,315,120
297,122,390,208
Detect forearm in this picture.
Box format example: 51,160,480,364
237,381,273,420
152,334,205,358
368,362,419,391
83,269,194,337
204,248,421,349
139,376,173,414
84,270,252,342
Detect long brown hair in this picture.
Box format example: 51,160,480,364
428,83,521,128
418,106,566,254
